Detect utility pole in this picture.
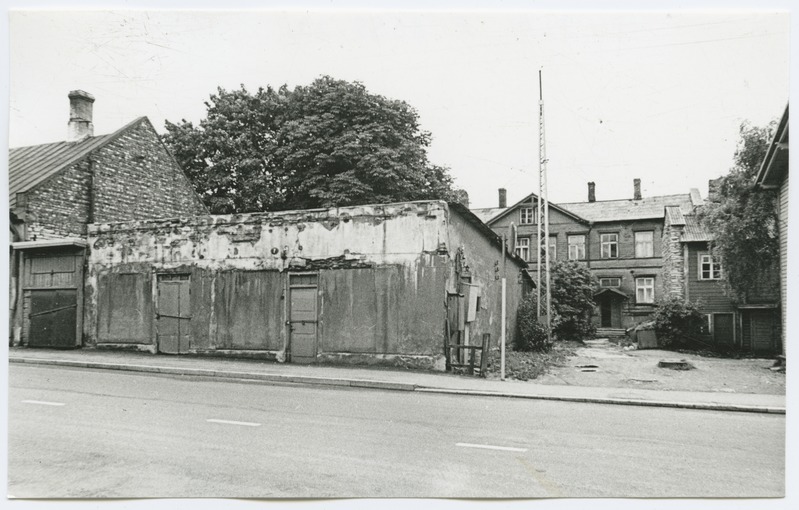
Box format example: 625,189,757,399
537,69,552,343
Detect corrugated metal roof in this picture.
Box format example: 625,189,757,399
559,194,694,223
665,205,686,226
682,214,712,242
471,207,506,223
8,117,147,208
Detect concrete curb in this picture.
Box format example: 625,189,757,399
10,357,786,415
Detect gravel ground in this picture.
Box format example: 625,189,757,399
533,340,785,395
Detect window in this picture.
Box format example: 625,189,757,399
634,231,654,258
568,235,586,260
699,254,722,280
516,237,530,261
548,236,557,261
636,277,655,304
599,277,621,288
520,207,537,225
600,233,618,258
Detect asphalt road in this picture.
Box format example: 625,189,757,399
8,364,785,498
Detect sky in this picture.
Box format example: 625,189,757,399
5,3,791,210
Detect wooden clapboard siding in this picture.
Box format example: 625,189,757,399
685,243,734,313
779,177,788,354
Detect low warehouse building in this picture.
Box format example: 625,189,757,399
85,201,531,370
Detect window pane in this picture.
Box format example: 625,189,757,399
635,231,654,258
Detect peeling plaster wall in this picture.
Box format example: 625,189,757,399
89,202,449,271
447,209,526,351
85,201,452,368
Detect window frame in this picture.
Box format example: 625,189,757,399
567,234,586,261
600,233,619,259
515,237,530,261
519,207,537,225
698,253,722,280
599,277,621,288
548,235,557,261
634,230,654,258
635,276,655,304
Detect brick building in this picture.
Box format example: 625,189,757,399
9,90,208,348
473,180,702,332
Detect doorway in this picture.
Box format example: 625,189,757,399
288,273,318,363
156,274,191,354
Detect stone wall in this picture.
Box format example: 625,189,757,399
18,118,207,241
661,218,686,299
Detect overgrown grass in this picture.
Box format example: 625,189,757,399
484,341,577,381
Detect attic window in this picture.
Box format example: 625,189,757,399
520,207,537,225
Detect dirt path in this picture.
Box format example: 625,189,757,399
535,340,785,395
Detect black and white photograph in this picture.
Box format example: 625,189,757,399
2,0,794,506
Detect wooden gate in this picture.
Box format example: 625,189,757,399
157,274,191,354
288,273,318,363
22,248,83,348
28,289,78,348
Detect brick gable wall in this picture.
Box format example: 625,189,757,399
92,119,207,223
24,160,92,239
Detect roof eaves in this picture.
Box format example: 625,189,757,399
10,116,148,203
487,192,590,226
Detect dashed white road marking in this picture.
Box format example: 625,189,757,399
206,419,261,427
456,442,528,452
21,400,65,407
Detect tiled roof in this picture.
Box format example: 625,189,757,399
682,214,712,242
558,193,695,223
8,117,146,208
471,207,506,223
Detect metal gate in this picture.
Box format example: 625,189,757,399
28,289,78,348
157,274,191,354
288,273,318,363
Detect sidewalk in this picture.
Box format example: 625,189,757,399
8,347,785,414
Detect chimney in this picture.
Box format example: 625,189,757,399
498,188,507,208
68,90,95,142
588,182,596,203
633,178,642,200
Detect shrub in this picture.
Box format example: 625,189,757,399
652,297,705,347
550,261,597,341
515,295,552,352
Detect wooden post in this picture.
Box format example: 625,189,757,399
501,277,506,381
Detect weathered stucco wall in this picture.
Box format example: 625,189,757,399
89,202,449,271
447,208,527,351
85,201,453,368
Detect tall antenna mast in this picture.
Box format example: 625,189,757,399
537,69,552,343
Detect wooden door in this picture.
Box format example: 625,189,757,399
600,297,612,327
289,274,318,363
713,313,735,346
28,289,77,348
750,311,775,353
157,274,191,354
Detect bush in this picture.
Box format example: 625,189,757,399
652,297,705,347
515,295,552,352
550,261,597,341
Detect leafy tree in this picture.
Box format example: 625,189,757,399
549,261,597,341
697,121,779,303
163,77,457,213
517,261,597,346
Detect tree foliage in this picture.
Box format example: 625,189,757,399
517,261,597,347
696,121,779,303
163,76,457,213
549,261,597,341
